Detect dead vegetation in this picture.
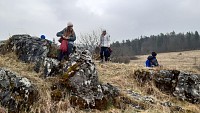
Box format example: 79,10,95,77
97,50,200,113
0,50,200,112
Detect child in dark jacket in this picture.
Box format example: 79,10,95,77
145,52,159,67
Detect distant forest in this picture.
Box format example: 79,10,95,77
111,31,200,57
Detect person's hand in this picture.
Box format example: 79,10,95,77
62,35,66,39
62,36,69,39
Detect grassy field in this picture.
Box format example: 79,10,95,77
130,50,200,73
97,50,200,113
1,50,200,113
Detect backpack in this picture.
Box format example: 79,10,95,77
108,47,112,53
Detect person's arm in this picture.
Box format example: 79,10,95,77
152,58,159,66
155,59,159,66
56,28,66,37
67,32,76,42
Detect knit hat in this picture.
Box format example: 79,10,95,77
67,22,73,27
40,35,45,39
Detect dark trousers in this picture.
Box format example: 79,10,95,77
58,51,68,61
100,47,109,61
58,42,74,61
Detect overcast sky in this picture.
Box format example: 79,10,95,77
0,0,200,43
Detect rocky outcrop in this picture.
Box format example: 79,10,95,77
134,69,200,104
0,34,60,76
1,34,199,112
121,90,185,112
8,34,50,62
0,40,6,49
0,68,39,112
51,50,120,110
43,57,61,77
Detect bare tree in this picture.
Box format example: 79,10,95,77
78,29,101,54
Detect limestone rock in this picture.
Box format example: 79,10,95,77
0,68,39,112
134,69,200,103
7,34,49,62
54,50,119,110
0,34,60,76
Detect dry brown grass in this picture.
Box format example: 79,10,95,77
1,50,200,113
0,53,123,113
0,107,6,113
0,53,52,112
96,50,200,113
131,50,200,73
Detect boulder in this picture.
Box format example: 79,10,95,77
134,69,200,103
115,89,186,112
6,34,49,62
52,50,119,110
0,34,60,76
0,40,6,48
0,68,39,112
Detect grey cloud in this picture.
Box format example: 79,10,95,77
0,0,200,42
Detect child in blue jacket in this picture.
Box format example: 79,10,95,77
145,52,159,67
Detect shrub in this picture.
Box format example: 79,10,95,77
47,44,59,58
129,56,139,60
111,56,131,64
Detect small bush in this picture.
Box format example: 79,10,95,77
129,56,139,60
47,44,59,58
111,56,131,64
0,39,13,54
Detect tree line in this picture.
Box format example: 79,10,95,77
111,31,200,57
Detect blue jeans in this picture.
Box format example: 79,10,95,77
100,47,109,61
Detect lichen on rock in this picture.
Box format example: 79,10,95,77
0,34,60,77
52,50,120,110
134,69,200,103
0,68,39,112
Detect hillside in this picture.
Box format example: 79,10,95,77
97,50,200,113
1,35,200,113
0,50,200,113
